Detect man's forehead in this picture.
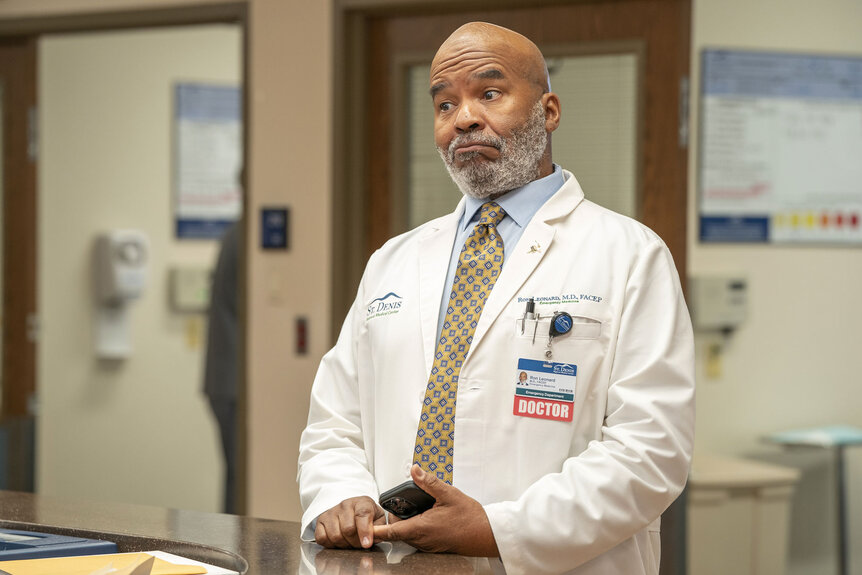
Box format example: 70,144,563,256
430,46,522,88
432,34,518,71
430,24,546,91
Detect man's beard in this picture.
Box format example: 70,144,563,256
437,99,548,200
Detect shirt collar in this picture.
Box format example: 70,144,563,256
460,164,565,231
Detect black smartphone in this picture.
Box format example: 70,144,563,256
378,480,436,519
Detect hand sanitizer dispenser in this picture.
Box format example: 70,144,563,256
93,230,149,358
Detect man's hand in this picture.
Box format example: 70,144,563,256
373,465,500,557
315,496,386,549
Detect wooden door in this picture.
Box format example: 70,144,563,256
0,36,37,492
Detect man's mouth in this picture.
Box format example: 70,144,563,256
449,138,502,163
454,143,495,155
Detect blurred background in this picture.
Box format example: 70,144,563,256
0,1,859,575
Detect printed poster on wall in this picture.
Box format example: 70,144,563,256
174,82,242,239
699,49,862,244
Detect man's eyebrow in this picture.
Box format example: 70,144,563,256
429,68,506,98
473,68,505,81
430,81,449,98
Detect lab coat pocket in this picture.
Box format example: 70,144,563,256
567,315,601,339
512,314,602,343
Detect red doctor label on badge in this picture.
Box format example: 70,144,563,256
513,359,576,422
513,396,573,421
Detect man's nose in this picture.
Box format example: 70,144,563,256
454,103,483,133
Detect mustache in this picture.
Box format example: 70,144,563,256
445,133,504,162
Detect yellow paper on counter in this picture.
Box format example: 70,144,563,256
91,556,155,575
0,552,206,575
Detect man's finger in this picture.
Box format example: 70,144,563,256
326,517,351,549
372,521,402,543
338,497,381,548
336,506,365,548
354,504,376,548
410,464,450,500
315,520,333,548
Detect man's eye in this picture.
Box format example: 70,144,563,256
439,102,453,112
483,90,500,100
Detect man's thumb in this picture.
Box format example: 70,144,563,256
411,464,449,499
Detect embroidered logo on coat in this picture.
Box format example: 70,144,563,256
366,292,403,320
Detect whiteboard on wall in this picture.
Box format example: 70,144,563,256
699,49,862,244
174,82,242,239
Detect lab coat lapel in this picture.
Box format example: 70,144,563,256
468,172,585,358
417,200,465,377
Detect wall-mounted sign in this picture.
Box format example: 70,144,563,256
261,207,289,250
174,82,242,239
700,49,862,244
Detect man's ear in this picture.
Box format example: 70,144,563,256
542,92,561,133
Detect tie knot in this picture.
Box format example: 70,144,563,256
477,202,506,228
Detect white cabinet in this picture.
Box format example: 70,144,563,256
689,455,800,575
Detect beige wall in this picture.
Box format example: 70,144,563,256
38,24,241,512
690,1,862,573
244,0,332,520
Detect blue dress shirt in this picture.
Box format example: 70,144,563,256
435,164,565,338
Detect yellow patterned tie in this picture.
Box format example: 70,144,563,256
414,202,506,484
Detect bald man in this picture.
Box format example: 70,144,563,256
298,23,694,575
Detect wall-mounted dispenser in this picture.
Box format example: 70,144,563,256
689,275,748,378
93,230,149,359
689,276,748,332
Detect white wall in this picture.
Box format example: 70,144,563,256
690,1,862,573
38,24,241,512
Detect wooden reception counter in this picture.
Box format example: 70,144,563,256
0,490,482,574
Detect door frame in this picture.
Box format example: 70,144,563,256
0,3,250,511
0,36,37,492
0,37,36,423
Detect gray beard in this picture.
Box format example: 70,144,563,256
437,100,548,200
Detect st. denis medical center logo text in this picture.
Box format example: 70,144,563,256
366,292,403,320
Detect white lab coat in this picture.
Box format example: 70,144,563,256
298,170,695,575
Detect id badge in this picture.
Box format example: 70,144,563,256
513,358,576,422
